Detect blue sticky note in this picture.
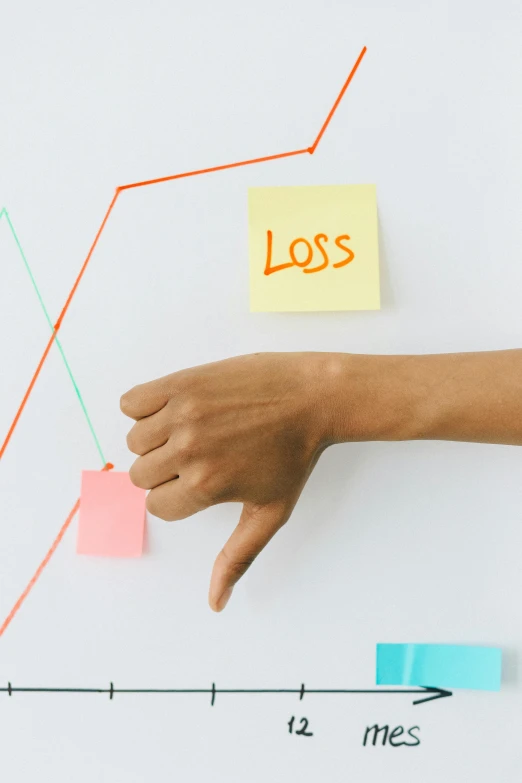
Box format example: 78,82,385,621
376,644,502,691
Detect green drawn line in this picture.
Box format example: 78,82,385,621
0,207,106,466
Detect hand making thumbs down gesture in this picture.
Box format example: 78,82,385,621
121,352,335,612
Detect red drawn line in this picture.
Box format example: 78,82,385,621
0,500,79,638
0,463,114,638
0,46,367,639
54,189,121,332
0,45,366,462
119,148,310,191
309,45,367,153
0,191,120,461
0,331,55,461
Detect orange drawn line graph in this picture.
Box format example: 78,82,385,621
0,45,366,460
0,45,367,638
0,463,114,638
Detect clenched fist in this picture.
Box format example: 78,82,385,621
120,353,336,611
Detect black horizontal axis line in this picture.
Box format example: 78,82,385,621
210,687,451,705
116,688,213,694
3,687,109,693
1,687,213,694
0,686,449,696
297,689,429,694
0,684,452,706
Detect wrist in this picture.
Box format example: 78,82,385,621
320,352,434,444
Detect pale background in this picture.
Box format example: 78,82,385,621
1,1,521,781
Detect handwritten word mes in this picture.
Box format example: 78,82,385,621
264,230,355,275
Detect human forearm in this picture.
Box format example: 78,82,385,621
326,349,522,446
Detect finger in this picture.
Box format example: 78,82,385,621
126,407,171,456
209,500,292,612
146,477,211,521
120,376,172,420
129,442,178,490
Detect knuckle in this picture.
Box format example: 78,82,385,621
126,427,142,455
120,387,138,416
146,491,170,521
173,428,199,463
128,461,140,486
218,548,255,580
180,395,204,423
189,465,219,501
128,460,148,490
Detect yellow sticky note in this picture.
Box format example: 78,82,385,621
248,184,380,312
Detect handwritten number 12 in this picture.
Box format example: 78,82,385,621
288,716,314,737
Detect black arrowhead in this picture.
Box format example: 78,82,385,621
412,686,453,706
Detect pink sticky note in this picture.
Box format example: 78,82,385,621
77,471,146,557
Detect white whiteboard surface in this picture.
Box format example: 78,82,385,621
1,2,522,781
